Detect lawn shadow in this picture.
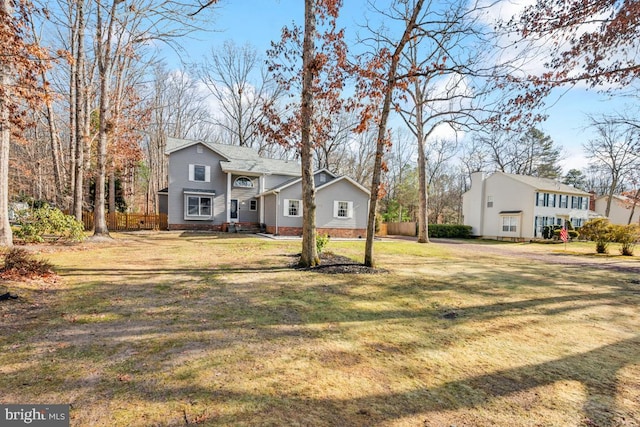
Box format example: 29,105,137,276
2,235,639,425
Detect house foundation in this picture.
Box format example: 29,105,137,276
265,225,367,238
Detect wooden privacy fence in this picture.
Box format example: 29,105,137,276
386,221,417,237
82,212,168,231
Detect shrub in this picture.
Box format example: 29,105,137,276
579,218,614,254
542,226,554,239
610,224,639,256
316,233,330,254
13,205,85,243
427,224,472,239
2,248,53,277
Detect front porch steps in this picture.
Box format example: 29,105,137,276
225,223,264,234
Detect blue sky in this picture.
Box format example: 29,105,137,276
165,0,630,173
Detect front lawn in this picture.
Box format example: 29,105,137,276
1,233,638,426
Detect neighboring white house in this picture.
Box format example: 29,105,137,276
159,137,370,237
462,171,596,240
594,194,640,225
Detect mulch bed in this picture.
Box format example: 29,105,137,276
302,252,386,274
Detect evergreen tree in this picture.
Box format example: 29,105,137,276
519,128,563,179
563,169,587,190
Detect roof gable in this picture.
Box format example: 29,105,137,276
166,137,260,160
166,137,300,176
260,172,370,196
317,176,370,195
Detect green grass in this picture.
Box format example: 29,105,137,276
0,232,638,426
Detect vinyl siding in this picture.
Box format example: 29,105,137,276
316,180,368,229
168,144,227,226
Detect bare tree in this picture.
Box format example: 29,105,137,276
472,127,562,179
584,115,640,217
70,0,93,221
354,0,426,267
198,41,281,154
395,0,502,242
313,109,359,172
339,127,377,186
383,130,416,222
142,64,214,214
90,0,219,237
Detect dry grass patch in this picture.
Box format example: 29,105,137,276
0,232,638,426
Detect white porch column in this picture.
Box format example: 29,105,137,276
259,175,265,224
226,172,232,223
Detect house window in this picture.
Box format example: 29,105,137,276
559,195,568,208
185,195,213,219
583,197,590,210
189,164,210,182
334,201,353,218
319,173,327,183
194,166,206,181
536,192,556,207
250,199,257,211
233,176,254,188
487,196,493,208
284,199,302,217
196,145,203,154
502,216,517,232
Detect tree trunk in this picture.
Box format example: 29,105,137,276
92,0,117,238
0,104,11,248
299,0,319,267
0,0,13,247
364,0,425,267
94,129,109,236
72,0,86,221
69,14,77,207
44,94,65,205
628,188,640,225
30,21,66,207
109,167,116,213
605,176,618,218
415,80,429,243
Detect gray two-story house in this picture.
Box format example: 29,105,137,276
159,137,370,237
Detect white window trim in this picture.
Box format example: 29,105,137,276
333,200,353,219
284,199,302,217
188,164,211,183
184,192,214,220
501,215,518,233
233,176,254,188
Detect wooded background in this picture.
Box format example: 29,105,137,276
2,0,639,245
